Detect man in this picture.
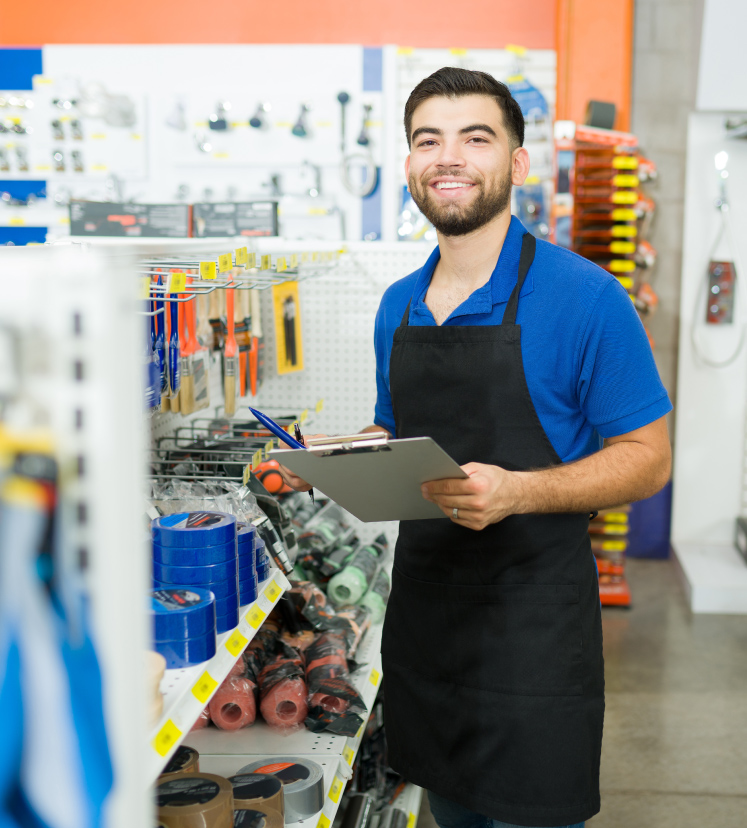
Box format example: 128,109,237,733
282,68,671,828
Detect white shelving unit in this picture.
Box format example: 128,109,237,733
149,571,290,781
187,623,383,828
392,783,424,828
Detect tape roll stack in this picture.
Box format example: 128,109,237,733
238,758,324,822
237,522,258,605
233,808,283,828
156,772,234,828
152,512,239,633
228,773,284,818
151,587,217,669
255,538,270,583
162,745,200,776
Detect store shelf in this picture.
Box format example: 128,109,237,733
189,622,383,827
148,570,290,781
392,783,424,828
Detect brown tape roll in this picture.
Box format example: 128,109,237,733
156,772,233,828
228,773,284,819
233,807,284,828
162,746,200,776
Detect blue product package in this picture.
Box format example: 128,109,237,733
153,557,237,585
239,578,259,606
238,561,256,581
153,537,238,567
151,587,216,641
214,592,239,617
155,632,217,669
152,512,237,548
216,604,239,633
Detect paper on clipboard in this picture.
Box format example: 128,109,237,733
269,433,468,522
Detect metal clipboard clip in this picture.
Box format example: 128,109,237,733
306,431,392,457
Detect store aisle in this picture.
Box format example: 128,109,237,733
415,557,747,828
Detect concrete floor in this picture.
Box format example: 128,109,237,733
415,557,747,828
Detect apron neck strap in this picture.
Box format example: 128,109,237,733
502,233,536,326
399,300,412,328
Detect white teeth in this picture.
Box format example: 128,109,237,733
435,181,472,189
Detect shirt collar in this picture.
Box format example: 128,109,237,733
409,216,533,321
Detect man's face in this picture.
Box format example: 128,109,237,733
405,94,526,237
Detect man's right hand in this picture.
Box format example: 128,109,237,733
277,433,327,492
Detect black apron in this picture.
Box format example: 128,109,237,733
381,234,604,828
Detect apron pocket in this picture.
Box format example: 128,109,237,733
383,565,584,697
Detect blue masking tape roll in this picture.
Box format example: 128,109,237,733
239,578,259,606
237,521,256,546
239,565,256,584
151,587,216,641
153,538,238,566
155,630,216,668
152,512,237,548
153,575,238,603
153,557,237,585
216,603,239,633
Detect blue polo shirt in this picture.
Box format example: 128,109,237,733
374,217,672,462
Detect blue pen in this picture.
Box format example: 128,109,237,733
248,407,306,449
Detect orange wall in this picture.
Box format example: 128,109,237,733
1,0,556,48
556,0,634,131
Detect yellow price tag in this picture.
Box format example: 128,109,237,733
356,723,365,740
315,398,324,413
450,47,468,56
604,524,629,535
290,253,299,269
616,276,634,290
247,252,257,269
225,629,249,657
200,261,217,280
613,174,639,189
152,719,182,757
218,253,233,273
407,813,417,828
263,440,274,460
300,409,309,424
610,259,636,273
318,815,331,828
246,605,267,629
604,512,629,523
312,251,319,262
9,217,24,226
328,777,343,803
236,247,249,266
277,256,287,273
261,254,271,271
611,208,637,221
169,271,187,293
266,579,282,603
611,224,637,238
302,252,310,263
191,671,218,704
251,449,263,471
242,464,251,486
610,241,636,255
612,191,637,205
613,155,639,170
602,540,627,551
397,46,414,55
370,668,381,686
140,276,151,300
343,745,355,765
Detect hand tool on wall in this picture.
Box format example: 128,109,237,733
249,102,271,130
291,103,310,138
249,290,263,396
224,287,239,417
168,290,181,411
179,277,195,416
236,287,251,398
190,288,210,412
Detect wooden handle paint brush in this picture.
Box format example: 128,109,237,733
168,290,181,411
224,286,238,417
192,283,211,411
236,287,251,398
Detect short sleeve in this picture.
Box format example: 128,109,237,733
577,279,672,438
373,301,396,436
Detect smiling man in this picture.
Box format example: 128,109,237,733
281,67,672,828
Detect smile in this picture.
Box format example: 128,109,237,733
432,181,474,190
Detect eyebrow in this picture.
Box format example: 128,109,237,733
411,123,498,142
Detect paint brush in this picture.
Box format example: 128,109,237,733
179,277,195,415
224,286,238,417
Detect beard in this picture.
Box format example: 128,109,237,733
408,166,512,237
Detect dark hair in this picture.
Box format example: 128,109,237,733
404,67,525,150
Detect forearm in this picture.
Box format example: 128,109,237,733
511,441,671,515
360,424,392,437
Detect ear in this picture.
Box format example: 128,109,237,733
511,147,531,187
404,153,411,182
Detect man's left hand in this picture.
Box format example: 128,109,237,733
421,462,521,531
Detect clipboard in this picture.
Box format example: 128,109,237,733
269,432,468,522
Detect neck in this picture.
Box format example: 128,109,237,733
434,210,512,287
